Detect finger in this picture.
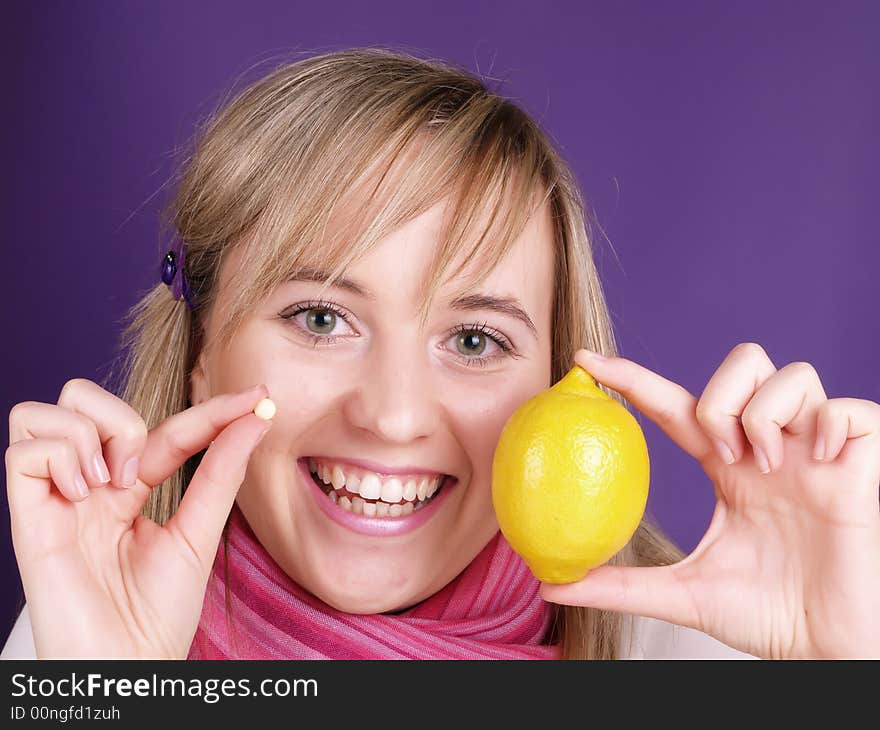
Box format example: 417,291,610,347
694,342,778,467
574,349,712,462
740,361,827,473
9,401,111,489
814,398,880,463
539,563,698,630
6,437,90,509
164,412,271,572
56,378,148,489
137,384,270,488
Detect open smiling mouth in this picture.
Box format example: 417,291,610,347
307,457,451,517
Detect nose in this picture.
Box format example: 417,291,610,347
342,346,440,445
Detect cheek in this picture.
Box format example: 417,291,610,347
445,376,545,483
263,363,345,427
228,338,359,505
214,333,354,425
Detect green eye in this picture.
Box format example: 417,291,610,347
455,331,486,356
306,309,336,334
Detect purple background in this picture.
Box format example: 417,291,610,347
2,1,878,641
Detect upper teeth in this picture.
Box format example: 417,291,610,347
310,458,443,504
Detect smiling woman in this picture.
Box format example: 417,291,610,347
2,48,755,661
187,183,559,620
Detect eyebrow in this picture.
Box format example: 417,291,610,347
288,269,538,338
449,293,538,338
288,268,374,299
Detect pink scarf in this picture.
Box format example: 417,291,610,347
188,504,560,659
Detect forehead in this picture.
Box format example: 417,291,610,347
210,121,558,344
339,192,556,306
297,127,554,285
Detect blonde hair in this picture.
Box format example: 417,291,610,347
112,48,684,660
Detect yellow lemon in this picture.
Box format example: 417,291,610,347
491,364,650,583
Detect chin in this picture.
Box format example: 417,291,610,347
309,580,427,615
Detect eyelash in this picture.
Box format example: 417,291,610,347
278,300,519,367
446,322,516,368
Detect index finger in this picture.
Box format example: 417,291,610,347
137,384,269,488
574,350,713,462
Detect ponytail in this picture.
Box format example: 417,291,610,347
113,285,198,525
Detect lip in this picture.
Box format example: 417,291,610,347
297,458,456,537
310,455,449,479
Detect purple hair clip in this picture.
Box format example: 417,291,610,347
160,236,196,310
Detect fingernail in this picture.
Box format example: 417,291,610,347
122,457,139,488
73,472,89,499
813,435,826,461
92,452,111,483
754,446,771,474
713,438,736,465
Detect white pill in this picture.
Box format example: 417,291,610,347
253,397,276,420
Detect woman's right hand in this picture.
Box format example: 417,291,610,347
5,379,272,658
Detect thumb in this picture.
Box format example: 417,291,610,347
539,563,698,629
164,412,271,571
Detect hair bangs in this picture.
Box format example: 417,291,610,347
211,103,436,346
416,100,555,324
211,73,553,347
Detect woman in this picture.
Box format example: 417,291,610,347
4,49,878,660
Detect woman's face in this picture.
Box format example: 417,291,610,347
191,198,555,613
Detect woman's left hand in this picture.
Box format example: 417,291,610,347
540,343,880,659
